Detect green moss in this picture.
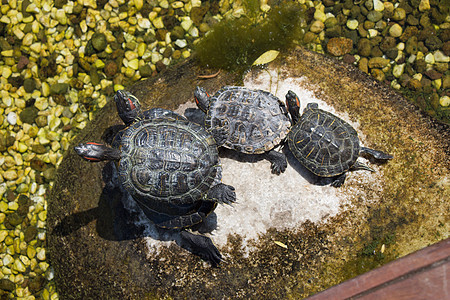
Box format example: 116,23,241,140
242,0,261,20
195,2,306,72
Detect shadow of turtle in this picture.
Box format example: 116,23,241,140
184,107,205,125
218,147,266,164
283,146,336,186
51,160,220,266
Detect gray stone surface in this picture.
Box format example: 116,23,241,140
47,47,449,299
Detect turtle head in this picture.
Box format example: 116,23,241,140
285,90,301,125
74,142,121,162
194,86,210,113
114,90,142,126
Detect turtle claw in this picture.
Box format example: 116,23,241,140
227,200,239,208
222,185,236,205
220,256,229,264
219,184,236,205
207,183,236,205
331,173,346,188
271,162,287,175
265,150,287,175
331,181,343,188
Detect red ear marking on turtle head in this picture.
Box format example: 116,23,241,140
295,96,300,107
128,98,136,110
86,142,102,146
84,156,101,162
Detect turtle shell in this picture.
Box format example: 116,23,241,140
287,107,360,177
206,86,291,154
113,117,219,211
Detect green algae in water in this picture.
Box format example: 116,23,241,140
401,88,450,125
340,233,398,281
195,2,306,72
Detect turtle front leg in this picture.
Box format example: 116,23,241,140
210,125,228,147
331,173,347,187
360,147,393,160
264,150,287,175
207,183,236,205
177,230,222,267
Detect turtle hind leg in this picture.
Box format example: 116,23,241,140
177,230,222,267
264,149,287,175
360,147,393,160
351,161,375,172
333,161,376,187
331,173,347,187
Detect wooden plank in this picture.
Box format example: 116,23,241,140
308,238,450,299
359,259,449,300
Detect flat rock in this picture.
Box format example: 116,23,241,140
47,47,449,299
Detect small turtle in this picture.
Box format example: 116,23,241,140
285,90,393,187
194,86,291,174
74,90,236,266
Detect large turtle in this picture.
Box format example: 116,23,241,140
285,90,393,187
194,86,291,174
74,90,236,266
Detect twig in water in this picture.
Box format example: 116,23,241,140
198,70,221,79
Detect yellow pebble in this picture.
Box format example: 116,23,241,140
137,42,146,57
2,66,12,79
94,59,105,69
27,246,36,258
114,84,125,92
0,230,8,243
8,201,19,211
128,59,139,70
0,202,8,212
152,16,164,29
440,96,450,107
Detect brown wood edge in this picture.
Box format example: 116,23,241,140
307,238,450,299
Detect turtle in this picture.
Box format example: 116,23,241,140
194,86,291,174
285,90,393,187
74,90,236,266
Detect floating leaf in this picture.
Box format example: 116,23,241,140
252,50,280,66
274,241,288,249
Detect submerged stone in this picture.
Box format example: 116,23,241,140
50,83,69,95
19,106,39,124
91,33,107,52
327,37,353,56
